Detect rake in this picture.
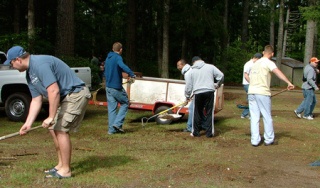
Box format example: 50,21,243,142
141,100,187,126
236,88,288,109
0,125,42,141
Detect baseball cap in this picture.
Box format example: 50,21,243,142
310,57,319,63
3,46,26,65
253,53,262,59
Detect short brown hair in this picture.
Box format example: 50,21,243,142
264,45,274,53
178,59,187,65
112,42,122,52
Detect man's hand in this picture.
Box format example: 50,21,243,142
42,117,55,128
287,83,295,90
19,124,32,135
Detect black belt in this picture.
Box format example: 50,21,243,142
60,87,78,101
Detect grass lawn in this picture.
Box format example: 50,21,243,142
1,87,320,188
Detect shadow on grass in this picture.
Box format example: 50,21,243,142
243,131,299,141
73,155,135,176
164,118,241,137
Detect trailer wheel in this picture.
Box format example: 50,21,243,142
5,92,31,122
155,106,173,124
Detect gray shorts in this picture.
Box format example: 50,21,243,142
49,86,91,133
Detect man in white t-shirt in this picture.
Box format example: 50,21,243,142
248,45,294,147
241,53,262,119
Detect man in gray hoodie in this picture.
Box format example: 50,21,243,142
185,56,224,138
294,57,319,120
177,59,193,132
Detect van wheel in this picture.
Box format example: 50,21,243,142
5,93,31,122
155,106,173,124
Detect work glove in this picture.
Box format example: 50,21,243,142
183,100,189,106
128,77,135,84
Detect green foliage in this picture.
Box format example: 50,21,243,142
0,30,55,55
0,33,29,52
138,59,159,77
219,41,263,85
299,5,320,20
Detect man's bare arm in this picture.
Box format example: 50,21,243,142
272,68,295,90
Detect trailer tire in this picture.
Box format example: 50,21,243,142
5,92,31,122
155,106,173,125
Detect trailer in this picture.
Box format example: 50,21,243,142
89,73,224,124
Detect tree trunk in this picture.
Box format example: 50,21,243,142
126,0,136,71
274,0,284,86
28,0,35,51
282,8,290,57
304,20,316,65
313,24,318,57
161,0,169,78
304,0,317,65
276,0,284,65
221,0,228,68
55,0,75,56
241,0,249,49
269,0,275,47
156,0,163,77
181,31,187,59
222,0,228,49
13,0,20,33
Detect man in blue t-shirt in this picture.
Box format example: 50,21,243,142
104,42,136,134
4,45,91,179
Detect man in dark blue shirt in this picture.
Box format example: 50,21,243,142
104,42,136,134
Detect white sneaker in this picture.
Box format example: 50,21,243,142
294,110,301,118
303,115,314,120
241,115,250,119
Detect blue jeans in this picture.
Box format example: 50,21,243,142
241,84,249,117
106,87,129,133
186,100,194,131
296,89,316,117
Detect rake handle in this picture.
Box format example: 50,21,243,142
0,125,42,141
271,88,288,97
141,100,187,126
236,89,288,109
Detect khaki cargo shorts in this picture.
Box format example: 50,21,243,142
50,86,91,133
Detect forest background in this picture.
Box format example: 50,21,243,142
0,0,320,88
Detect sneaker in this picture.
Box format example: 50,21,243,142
294,110,301,118
252,140,263,147
303,115,314,120
113,125,125,133
241,115,250,119
264,140,278,146
190,133,200,137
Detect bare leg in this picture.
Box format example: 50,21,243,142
49,129,62,170
55,130,72,177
